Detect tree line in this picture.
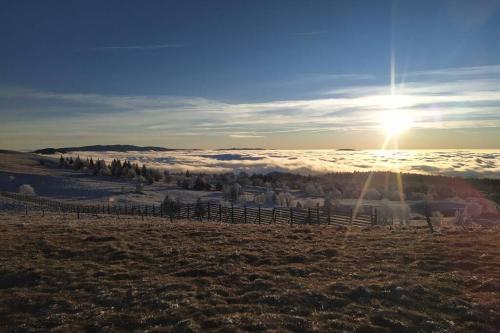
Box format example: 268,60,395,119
59,156,164,185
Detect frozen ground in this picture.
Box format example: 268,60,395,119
0,212,498,332
0,151,174,206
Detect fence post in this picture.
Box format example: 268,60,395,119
290,208,293,226
207,202,211,221
25,205,28,216
219,204,222,222
187,204,190,220
316,207,320,225
77,207,80,219
272,208,276,224
258,206,261,224
350,208,353,224
374,208,377,225
152,205,155,217
231,204,234,223
244,206,247,224
327,207,331,225
307,208,311,224
424,203,434,233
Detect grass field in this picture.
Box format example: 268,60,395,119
0,212,499,332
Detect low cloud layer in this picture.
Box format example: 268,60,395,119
67,149,500,178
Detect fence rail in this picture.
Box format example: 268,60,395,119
0,191,376,227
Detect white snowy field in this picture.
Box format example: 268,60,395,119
66,149,500,178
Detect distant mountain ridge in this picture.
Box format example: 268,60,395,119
33,145,175,154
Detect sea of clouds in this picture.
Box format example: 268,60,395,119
68,149,500,178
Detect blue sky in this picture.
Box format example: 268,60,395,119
1,0,500,149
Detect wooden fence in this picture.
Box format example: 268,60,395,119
0,191,376,227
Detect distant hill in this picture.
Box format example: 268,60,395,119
33,145,175,154
216,148,266,151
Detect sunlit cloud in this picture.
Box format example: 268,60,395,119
61,149,500,178
229,134,265,138
1,64,500,145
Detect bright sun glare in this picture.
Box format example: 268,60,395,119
381,110,414,137
379,94,414,137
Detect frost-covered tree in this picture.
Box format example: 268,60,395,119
223,183,242,203
304,183,324,196
99,167,112,176
466,198,498,216
193,176,210,191
163,170,172,183
276,192,294,207
323,192,334,210
464,201,482,219
365,188,382,200
387,189,405,201
264,189,277,206
18,184,35,196
330,187,343,199
408,192,428,201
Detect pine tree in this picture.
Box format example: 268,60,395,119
73,156,84,170
194,176,206,191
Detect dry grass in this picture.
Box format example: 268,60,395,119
0,212,499,332
0,151,54,175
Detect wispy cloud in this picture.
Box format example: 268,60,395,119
405,65,500,79
264,73,375,88
229,133,265,139
94,43,188,50
294,31,328,36
1,65,500,146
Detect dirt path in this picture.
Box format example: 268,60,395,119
0,212,498,332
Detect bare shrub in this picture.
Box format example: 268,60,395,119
135,182,144,194
464,201,482,219
466,198,498,216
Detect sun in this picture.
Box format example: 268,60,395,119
380,109,414,137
